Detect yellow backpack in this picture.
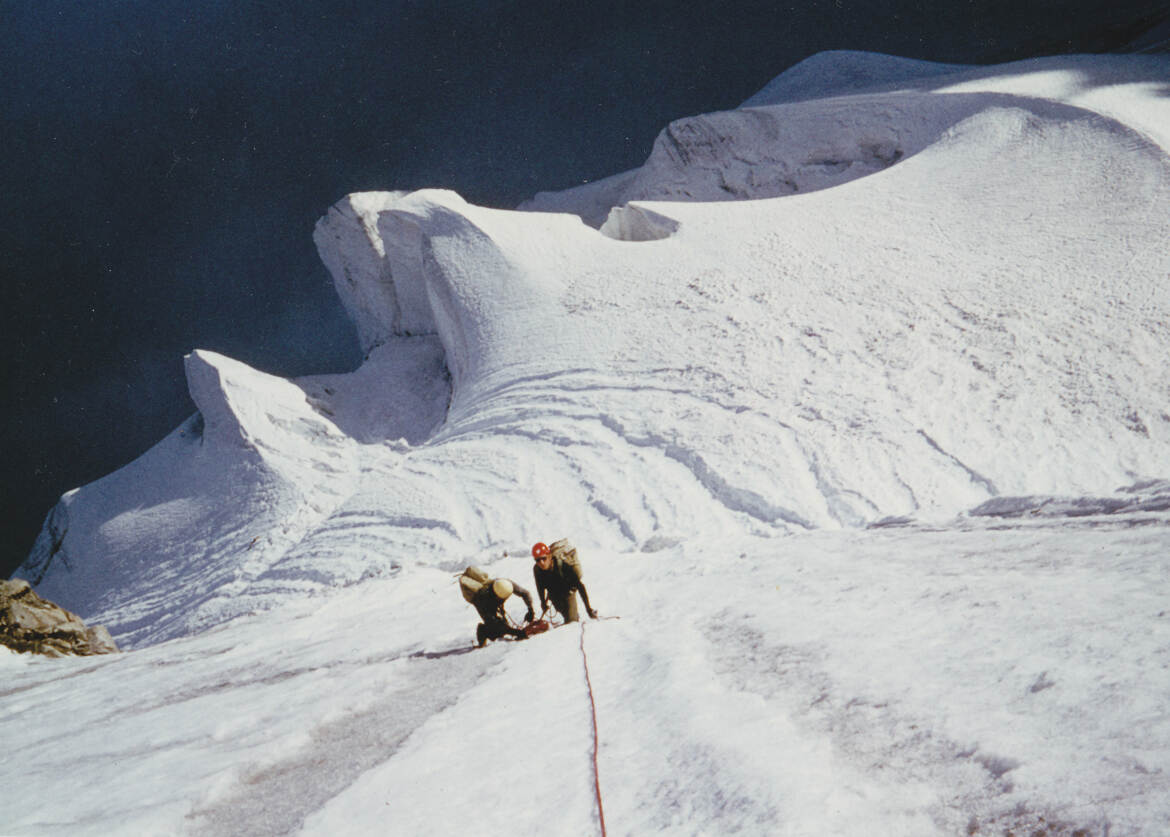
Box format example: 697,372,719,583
458,566,492,603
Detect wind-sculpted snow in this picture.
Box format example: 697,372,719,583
739,50,973,107
19,52,1170,648
524,52,1170,220
7,50,1170,836
21,343,449,645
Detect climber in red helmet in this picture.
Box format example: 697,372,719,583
531,540,597,623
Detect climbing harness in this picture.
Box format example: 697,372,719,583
579,622,608,837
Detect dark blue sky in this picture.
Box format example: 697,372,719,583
3,0,1166,577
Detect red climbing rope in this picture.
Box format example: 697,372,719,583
579,622,608,837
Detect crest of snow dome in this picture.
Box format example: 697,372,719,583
20,51,1170,646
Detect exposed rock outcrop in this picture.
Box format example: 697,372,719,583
1,579,118,657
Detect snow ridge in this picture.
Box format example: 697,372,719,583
17,51,1170,647
6,49,1170,837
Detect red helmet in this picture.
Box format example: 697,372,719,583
531,542,550,559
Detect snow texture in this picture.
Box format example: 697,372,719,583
5,51,1170,836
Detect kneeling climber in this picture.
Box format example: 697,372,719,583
466,571,535,647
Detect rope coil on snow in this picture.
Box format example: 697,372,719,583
579,622,608,837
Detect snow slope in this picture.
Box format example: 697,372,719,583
6,51,1170,835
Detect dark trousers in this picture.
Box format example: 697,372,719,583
550,591,580,623
478,615,521,645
